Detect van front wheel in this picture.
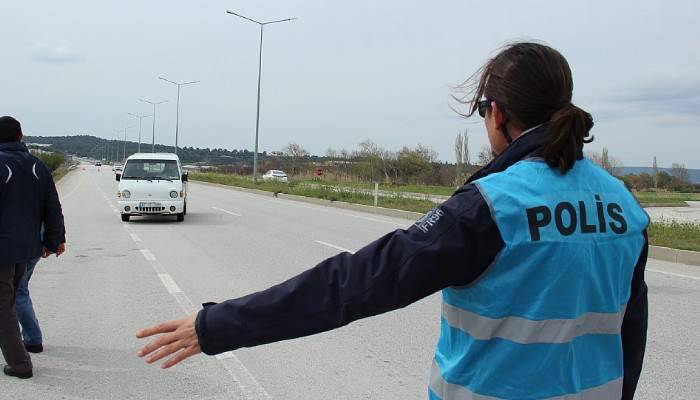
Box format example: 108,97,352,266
121,214,130,222
176,213,184,222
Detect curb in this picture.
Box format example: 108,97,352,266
649,245,700,267
192,180,424,221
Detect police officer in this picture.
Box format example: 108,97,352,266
137,42,648,400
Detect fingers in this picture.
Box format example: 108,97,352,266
161,344,201,369
144,337,186,364
136,319,181,339
137,314,200,368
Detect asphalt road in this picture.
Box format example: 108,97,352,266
3,165,699,399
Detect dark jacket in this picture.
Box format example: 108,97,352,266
195,126,647,399
0,142,66,264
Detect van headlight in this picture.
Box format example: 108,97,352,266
122,190,131,199
169,190,178,198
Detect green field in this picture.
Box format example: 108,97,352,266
648,221,700,252
634,191,700,205
191,172,436,213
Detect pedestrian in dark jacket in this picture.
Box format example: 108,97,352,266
0,116,66,379
137,43,648,399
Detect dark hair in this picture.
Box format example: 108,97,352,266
0,116,22,143
454,42,593,173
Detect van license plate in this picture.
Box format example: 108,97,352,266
139,202,162,208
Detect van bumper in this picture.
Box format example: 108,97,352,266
118,200,185,215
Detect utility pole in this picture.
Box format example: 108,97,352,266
225,10,296,182
139,99,168,152
159,77,199,154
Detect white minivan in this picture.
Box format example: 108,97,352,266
116,153,188,222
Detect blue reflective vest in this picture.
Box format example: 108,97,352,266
429,158,649,399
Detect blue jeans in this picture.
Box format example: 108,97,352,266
15,257,42,346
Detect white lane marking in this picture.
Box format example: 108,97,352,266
194,182,406,227
121,214,269,399
648,268,700,281
315,240,355,254
212,206,242,217
140,249,156,261
60,174,84,200
158,273,182,294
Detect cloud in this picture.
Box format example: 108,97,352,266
28,43,84,64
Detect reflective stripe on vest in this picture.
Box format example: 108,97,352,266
430,361,624,400
429,159,649,400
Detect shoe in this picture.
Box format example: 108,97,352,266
24,343,43,354
3,365,33,379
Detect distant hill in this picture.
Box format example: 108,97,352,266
25,135,263,165
618,167,700,184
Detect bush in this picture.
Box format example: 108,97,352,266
32,151,65,172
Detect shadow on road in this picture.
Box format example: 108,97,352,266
7,345,232,399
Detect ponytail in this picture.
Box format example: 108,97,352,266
542,103,594,173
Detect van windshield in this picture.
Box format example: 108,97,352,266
122,160,180,180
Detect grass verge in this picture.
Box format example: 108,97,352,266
191,172,436,213
648,221,700,252
298,179,456,197
635,191,700,205
52,166,69,182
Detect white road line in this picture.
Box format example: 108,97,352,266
60,175,84,200
648,268,700,281
315,240,355,254
157,273,182,294
212,206,242,217
121,211,269,399
195,183,406,226
140,249,157,261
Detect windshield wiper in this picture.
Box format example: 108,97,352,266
149,177,174,181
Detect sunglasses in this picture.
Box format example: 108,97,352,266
477,99,492,118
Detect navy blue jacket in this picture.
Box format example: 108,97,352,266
0,142,66,264
195,127,647,399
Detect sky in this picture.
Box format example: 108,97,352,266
1,0,698,168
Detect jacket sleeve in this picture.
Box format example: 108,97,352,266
195,185,504,355
41,164,66,252
621,230,649,400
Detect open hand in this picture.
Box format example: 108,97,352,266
136,314,201,369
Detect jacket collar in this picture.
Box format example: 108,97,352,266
467,124,549,183
0,142,29,153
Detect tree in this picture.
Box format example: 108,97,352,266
652,156,659,189
587,147,620,176
671,163,690,184
283,142,310,176
325,148,338,159
454,129,470,184
477,145,494,166
395,145,436,184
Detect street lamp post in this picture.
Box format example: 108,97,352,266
225,10,296,182
121,126,134,162
128,113,151,153
139,98,168,153
159,77,199,154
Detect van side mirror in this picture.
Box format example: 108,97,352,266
115,174,121,181
181,173,188,182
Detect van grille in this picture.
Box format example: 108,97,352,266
137,207,165,213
